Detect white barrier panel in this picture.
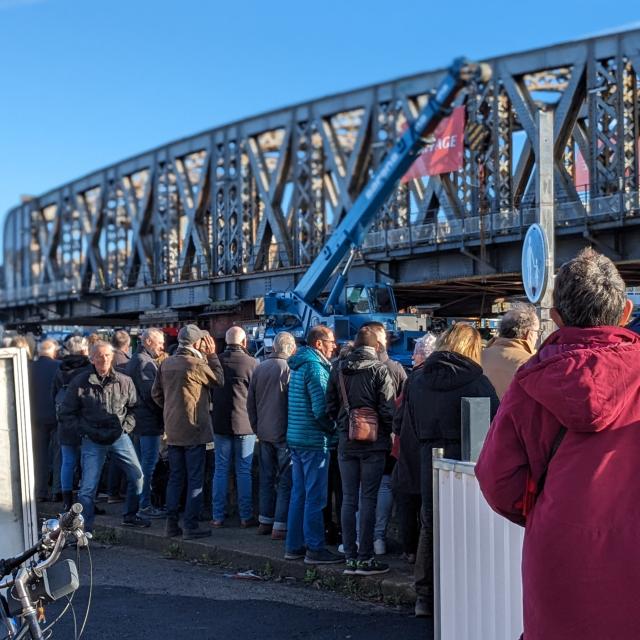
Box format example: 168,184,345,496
0,348,38,559
434,457,524,640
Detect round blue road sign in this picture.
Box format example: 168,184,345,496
522,223,549,304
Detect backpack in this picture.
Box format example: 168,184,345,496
54,384,68,421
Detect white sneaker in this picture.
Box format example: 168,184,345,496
374,539,386,555
338,544,345,554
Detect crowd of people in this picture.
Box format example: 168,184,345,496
14,247,638,631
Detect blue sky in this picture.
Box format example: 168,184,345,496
0,0,636,233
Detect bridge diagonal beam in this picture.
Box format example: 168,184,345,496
317,104,373,221
36,202,62,285
77,183,107,289
171,147,211,278
247,125,293,268
122,168,154,286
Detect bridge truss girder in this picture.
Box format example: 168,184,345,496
3,30,640,323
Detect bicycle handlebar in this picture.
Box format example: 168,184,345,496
0,541,41,579
59,502,83,531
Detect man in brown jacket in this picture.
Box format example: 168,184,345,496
152,325,224,539
481,303,539,399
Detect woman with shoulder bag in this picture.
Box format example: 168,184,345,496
325,326,395,576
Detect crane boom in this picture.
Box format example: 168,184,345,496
292,58,490,304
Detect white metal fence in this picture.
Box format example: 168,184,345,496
434,455,524,640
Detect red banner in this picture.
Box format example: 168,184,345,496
574,147,589,191
402,106,465,181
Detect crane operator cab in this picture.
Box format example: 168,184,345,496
330,282,398,339
343,284,395,316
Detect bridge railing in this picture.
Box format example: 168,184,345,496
361,191,639,253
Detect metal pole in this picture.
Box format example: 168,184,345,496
432,447,445,640
536,110,556,340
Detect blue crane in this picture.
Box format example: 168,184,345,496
261,58,491,359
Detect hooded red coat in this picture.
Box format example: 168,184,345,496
476,326,640,640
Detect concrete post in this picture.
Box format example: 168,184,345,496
460,397,491,462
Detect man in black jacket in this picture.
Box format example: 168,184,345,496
29,339,61,502
326,326,395,576
211,326,258,527
127,327,166,518
59,340,148,532
247,331,296,538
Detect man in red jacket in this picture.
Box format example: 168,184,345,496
476,248,637,640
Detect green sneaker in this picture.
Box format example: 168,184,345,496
355,557,389,576
343,558,358,575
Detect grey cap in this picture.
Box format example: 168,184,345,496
177,324,209,346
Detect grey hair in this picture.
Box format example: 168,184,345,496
38,339,59,356
499,303,539,339
66,336,89,356
413,333,437,359
89,340,113,358
112,329,130,349
140,327,164,342
553,248,627,328
226,326,246,345
273,331,296,356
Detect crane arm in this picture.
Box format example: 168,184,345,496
292,58,490,305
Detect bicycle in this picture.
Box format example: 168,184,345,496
0,504,93,639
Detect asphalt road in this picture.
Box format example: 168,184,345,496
43,544,433,639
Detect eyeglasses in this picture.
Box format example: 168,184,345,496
321,338,337,345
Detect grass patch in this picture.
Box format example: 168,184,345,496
303,567,319,584
164,543,187,560
261,560,274,579
91,528,121,546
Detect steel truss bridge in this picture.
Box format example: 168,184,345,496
3,29,640,328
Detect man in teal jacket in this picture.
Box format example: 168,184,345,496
285,325,342,565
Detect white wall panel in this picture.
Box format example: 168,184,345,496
0,348,38,559
434,460,524,640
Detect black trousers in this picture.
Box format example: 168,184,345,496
323,448,343,542
414,503,434,601
32,421,60,499
395,491,421,555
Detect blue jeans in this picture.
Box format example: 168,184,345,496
166,444,205,531
134,435,161,509
285,449,329,553
78,434,144,530
60,444,80,492
374,474,394,541
339,451,386,560
213,434,256,522
258,441,292,530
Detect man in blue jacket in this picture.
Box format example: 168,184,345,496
285,325,342,565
